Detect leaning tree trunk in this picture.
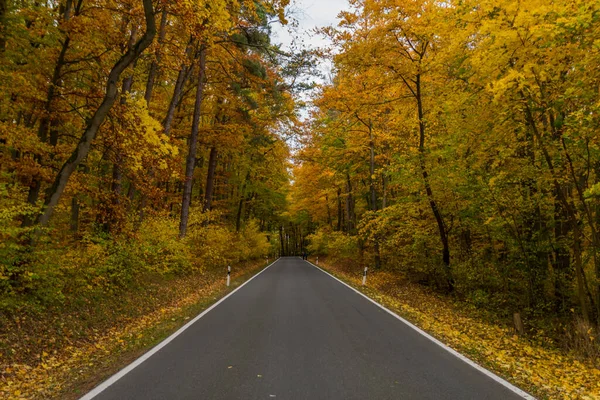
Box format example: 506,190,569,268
416,73,453,291
179,45,207,238
37,0,157,227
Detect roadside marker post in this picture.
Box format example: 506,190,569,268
316,257,319,265
362,267,368,286
227,266,231,287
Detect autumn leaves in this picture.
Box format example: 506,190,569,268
293,0,600,331
1,0,294,236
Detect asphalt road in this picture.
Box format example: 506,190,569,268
84,257,530,400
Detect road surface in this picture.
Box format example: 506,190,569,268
83,257,531,400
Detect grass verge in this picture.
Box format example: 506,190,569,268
1,258,272,400
311,257,600,400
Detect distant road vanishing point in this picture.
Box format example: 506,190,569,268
81,257,534,400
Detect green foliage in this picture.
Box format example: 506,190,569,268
307,228,359,260
0,212,273,315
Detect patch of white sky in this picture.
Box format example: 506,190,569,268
271,0,349,83
269,0,349,154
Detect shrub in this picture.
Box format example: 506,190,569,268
307,228,359,260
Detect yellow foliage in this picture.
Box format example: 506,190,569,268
319,259,600,400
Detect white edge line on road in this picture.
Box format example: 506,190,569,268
79,258,281,400
305,260,536,400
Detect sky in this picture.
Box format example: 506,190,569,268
270,0,350,73
271,0,349,117
269,0,350,143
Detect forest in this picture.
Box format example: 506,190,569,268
1,0,600,398
292,0,600,340
1,0,296,309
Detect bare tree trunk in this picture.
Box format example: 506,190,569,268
416,73,453,290
203,146,218,212
144,8,168,105
179,45,207,238
37,0,157,227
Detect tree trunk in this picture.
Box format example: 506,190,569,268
345,174,355,233
144,8,168,105
369,122,377,211
235,171,251,232
203,146,218,212
368,122,381,268
560,136,600,318
574,225,590,322
279,225,285,256
236,196,245,232
163,39,195,136
382,174,388,209
325,194,332,227
69,163,86,234
553,188,572,313
24,0,83,224
179,45,207,238
416,73,453,290
522,93,599,317
107,29,137,233
337,187,342,231
136,17,174,225
0,0,7,53
70,196,80,233
37,0,157,227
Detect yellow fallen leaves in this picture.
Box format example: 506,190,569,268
319,259,600,400
0,261,265,399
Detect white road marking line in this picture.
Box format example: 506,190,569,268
80,258,281,400
304,260,536,400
